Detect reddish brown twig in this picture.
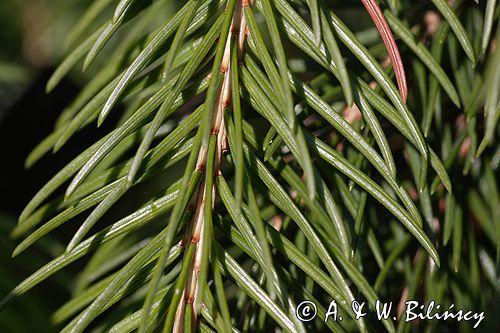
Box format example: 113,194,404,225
361,0,408,103
172,1,249,330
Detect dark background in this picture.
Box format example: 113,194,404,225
0,1,98,331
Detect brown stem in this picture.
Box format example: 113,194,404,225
361,0,408,103
171,1,250,330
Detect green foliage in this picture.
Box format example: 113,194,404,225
2,0,499,332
